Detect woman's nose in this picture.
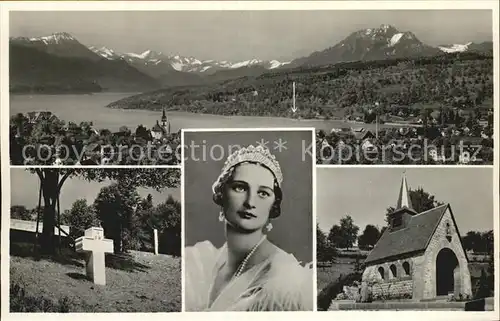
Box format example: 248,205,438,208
244,191,257,208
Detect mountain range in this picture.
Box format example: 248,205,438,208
10,25,493,93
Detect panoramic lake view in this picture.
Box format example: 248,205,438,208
10,93,406,133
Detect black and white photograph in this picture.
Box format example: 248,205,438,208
316,167,494,311
1,1,499,320
7,9,494,165
9,167,182,312
183,129,314,311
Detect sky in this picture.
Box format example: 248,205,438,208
9,10,493,62
10,169,181,213
316,167,494,235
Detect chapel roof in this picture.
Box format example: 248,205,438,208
364,203,449,265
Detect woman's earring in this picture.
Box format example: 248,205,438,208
218,211,225,222
265,222,273,232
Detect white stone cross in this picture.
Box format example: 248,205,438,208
75,227,114,285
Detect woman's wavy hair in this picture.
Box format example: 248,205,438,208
212,162,283,219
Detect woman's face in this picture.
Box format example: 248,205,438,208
223,163,276,232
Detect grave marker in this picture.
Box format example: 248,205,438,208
153,229,159,255
75,227,113,285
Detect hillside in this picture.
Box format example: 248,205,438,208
10,44,160,94
10,243,181,312
106,52,493,120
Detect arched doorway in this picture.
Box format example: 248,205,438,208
436,248,459,296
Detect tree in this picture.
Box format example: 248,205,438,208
329,215,359,250
61,199,99,240
317,224,337,262
385,187,444,224
462,231,482,252
474,268,491,299
357,225,381,250
155,195,182,256
327,224,342,249
461,230,493,254
481,230,494,254
27,168,180,254
94,182,141,253
340,215,359,250
10,205,33,221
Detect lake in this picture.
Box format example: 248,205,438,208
10,93,408,133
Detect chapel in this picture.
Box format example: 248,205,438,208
361,175,472,301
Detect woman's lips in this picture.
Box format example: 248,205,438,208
238,211,256,219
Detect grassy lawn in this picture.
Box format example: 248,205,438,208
10,242,181,312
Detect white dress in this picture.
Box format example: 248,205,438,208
184,240,313,311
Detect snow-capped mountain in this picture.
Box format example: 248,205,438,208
89,46,290,74
290,24,441,67
89,46,122,60
438,42,493,54
10,33,161,92
438,42,472,53
27,32,76,45
11,29,492,93
11,32,102,61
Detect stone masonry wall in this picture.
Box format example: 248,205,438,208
421,206,472,299
363,257,417,300
371,280,413,300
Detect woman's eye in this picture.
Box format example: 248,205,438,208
258,190,270,198
233,184,246,192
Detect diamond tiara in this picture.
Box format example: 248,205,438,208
221,144,283,186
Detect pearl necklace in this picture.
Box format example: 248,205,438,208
233,235,267,278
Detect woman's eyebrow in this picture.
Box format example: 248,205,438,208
230,180,248,185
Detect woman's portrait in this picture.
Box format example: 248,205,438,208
183,129,314,311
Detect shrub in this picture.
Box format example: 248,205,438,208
317,272,362,311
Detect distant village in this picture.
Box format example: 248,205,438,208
10,108,180,165
316,105,494,165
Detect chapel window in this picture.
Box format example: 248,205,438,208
402,261,411,276
378,267,385,280
445,221,452,241
392,214,403,229
446,222,451,236
390,264,397,278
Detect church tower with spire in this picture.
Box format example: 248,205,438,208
388,173,417,231
161,107,171,135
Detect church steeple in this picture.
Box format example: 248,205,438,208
161,107,167,125
389,172,417,231
396,173,413,210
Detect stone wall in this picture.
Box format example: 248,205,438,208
328,300,484,311
421,206,472,299
362,256,420,300
371,279,413,300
